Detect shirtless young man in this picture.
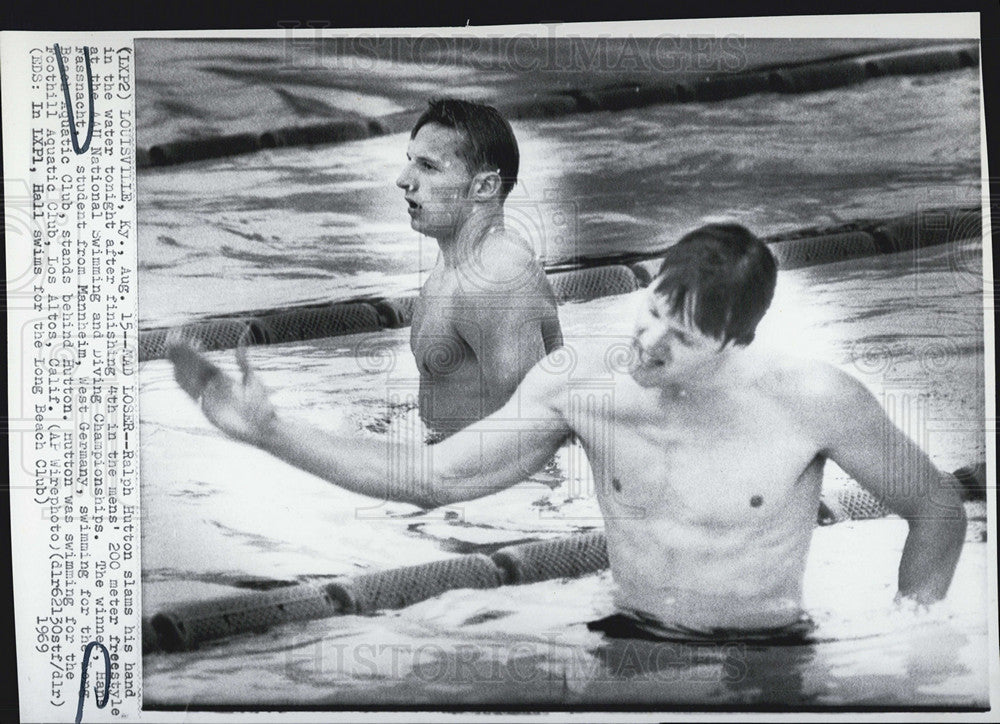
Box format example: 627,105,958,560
397,99,562,437
169,223,966,634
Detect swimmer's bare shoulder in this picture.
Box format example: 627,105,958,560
757,355,884,435
454,228,561,351
761,354,960,519
459,228,555,297
760,353,965,604
756,354,879,446
756,354,854,411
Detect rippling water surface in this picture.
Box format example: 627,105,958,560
138,66,988,707
140,238,987,706
137,69,980,327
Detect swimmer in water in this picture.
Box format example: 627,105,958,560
396,99,562,438
169,223,966,634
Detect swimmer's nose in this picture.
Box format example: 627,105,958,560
634,326,659,350
396,166,415,190
641,333,670,359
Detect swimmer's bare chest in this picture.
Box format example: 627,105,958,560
583,385,823,527
410,269,480,381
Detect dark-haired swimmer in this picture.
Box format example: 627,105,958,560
170,223,966,634
398,99,562,438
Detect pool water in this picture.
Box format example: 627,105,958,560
141,526,990,707
139,237,988,707
136,68,980,327
137,56,988,706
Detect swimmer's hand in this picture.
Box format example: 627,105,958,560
892,591,936,615
167,337,276,447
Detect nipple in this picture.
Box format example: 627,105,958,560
612,478,622,492
750,495,763,507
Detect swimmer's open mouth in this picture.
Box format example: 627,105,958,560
406,199,421,210
633,343,667,368
635,351,667,369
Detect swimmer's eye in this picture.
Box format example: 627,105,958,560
406,155,438,171
649,306,660,319
675,331,692,345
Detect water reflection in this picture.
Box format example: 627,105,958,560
137,70,980,326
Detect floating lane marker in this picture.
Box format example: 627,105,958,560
548,265,640,303
252,302,383,346
872,207,983,254
768,231,880,271
139,318,262,363
136,42,979,168
136,206,982,360
259,120,373,150
142,469,983,654
147,133,261,166
767,59,868,94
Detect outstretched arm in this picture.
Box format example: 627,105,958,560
168,341,571,509
809,365,966,604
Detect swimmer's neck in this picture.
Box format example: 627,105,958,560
436,205,505,268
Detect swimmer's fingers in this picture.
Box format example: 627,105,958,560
167,336,224,400
893,590,933,613
223,345,276,444
235,345,263,388
165,329,206,354
235,345,269,396
236,345,253,384
165,328,184,351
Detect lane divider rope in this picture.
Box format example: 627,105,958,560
136,43,978,168
144,460,986,654
137,205,983,361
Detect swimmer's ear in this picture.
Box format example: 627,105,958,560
470,169,502,201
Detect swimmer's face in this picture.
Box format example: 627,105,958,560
396,123,475,239
629,287,727,387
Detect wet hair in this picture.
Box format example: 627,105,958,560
411,98,519,199
653,223,777,346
